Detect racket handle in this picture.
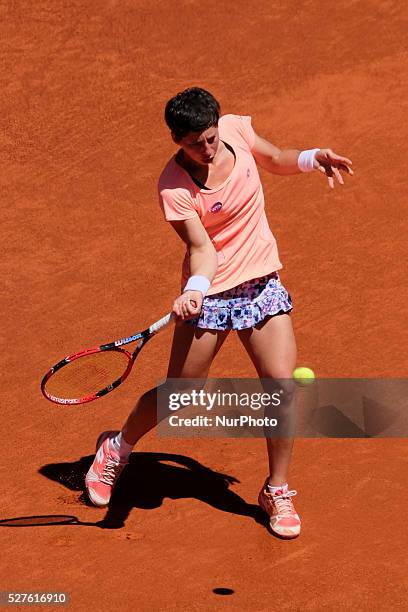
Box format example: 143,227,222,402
148,312,175,335
148,299,198,335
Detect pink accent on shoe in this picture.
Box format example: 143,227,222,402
258,479,301,538
85,430,128,507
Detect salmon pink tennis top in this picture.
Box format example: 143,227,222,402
158,114,282,295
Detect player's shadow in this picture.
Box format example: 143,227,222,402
39,452,267,529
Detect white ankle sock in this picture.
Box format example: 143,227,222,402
268,482,288,495
110,432,133,460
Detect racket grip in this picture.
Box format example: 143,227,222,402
148,312,175,335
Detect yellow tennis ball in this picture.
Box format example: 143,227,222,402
293,366,315,385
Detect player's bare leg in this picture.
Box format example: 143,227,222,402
238,314,301,537
121,324,230,445
238,313,297,483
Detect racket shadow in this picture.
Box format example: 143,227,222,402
39,452,267,530
0,515,97,528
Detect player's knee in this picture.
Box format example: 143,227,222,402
260,376,296,398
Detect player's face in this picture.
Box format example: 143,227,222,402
176,126,220,166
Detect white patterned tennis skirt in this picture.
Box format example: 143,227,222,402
185,271,293,330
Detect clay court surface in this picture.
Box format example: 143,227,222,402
1,1,407,609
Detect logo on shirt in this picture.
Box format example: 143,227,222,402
210,202,223,213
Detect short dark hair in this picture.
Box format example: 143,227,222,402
164,87,220,141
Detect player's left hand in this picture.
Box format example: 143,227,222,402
314,149,354,189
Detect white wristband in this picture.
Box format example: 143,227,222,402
183,275,211,296
298,148,320,172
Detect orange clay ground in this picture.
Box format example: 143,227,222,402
1,1,407,610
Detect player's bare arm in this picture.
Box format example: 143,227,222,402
169,217,218,321
251,132,354,188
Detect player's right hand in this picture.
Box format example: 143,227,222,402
172,290,203,324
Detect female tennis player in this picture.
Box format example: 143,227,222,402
86,87,353,538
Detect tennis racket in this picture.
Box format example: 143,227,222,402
41,312,176,405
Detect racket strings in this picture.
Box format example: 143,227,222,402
44,350,130,400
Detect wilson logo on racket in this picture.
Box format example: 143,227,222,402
210,202,223,213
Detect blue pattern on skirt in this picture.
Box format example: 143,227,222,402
185,272,293,330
